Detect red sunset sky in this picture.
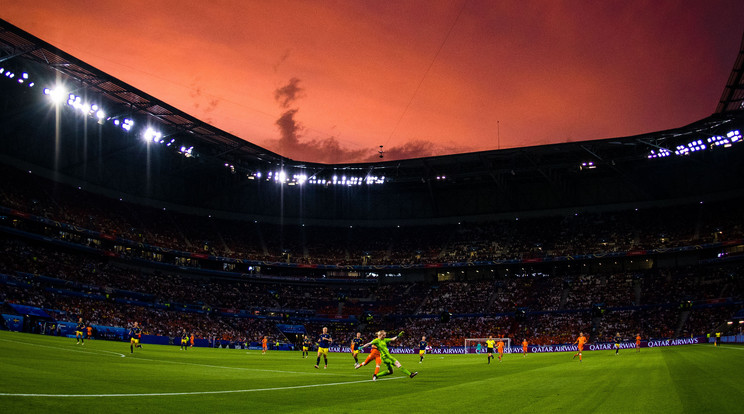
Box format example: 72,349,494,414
3,1,743,163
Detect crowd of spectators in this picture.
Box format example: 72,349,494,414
2,165,743,267
1,235,741,348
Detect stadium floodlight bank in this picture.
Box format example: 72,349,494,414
464,338,511,353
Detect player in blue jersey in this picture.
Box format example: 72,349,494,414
315,327,333,369
129,322,143,354
351,332,364,364
75,317,86,345
418,336,428,363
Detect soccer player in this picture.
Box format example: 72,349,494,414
262,336,268,354
418,336,428,363
485,336,496,364
129,322,142,354
180,330,189,351
75,317,85,345
351,332,363,364
522,338,528,357
614,332,622,355
302,335,312,358
355,338,382,376
190,333,195,348
359,330,417,381
315,327,333,369
635,333,641,352
573,332,587,362
497,338,505,362
87,325,93,340
475,342,482,354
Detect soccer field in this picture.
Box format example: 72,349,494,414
1,331,742,413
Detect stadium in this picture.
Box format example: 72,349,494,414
1,10,744,414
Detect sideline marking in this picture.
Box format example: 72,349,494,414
0,377,404,398
0,337,126,358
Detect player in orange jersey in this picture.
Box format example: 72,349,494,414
354,333,383,377
635,333,641,352
190,333,195,348
522,339,528,357
262,336,268,354
573,332,588,362
497,338,505,362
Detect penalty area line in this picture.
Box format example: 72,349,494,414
0,377,405,398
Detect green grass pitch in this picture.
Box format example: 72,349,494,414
1,331,742,413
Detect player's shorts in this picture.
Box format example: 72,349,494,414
181,339,188,345
498,348,504,354
130,338,140,344
318,347,329,355
75,330,83,336
419,350,426,356
636,342,641,346
486,347,494,353
381,355,398,366
302,346,309,351
615,343,620,348
523,347,528,352
578,345,584,351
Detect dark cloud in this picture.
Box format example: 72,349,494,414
362,140,472,162
272,78,472,163
273,49,291,73
274,77,304,109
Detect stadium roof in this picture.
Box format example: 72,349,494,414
716,30,744,114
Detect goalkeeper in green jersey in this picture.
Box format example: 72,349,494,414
360,330,418,381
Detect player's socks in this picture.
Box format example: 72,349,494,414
130,344,133,353
374,365,380,376
316,356,321,366
377,369,393,377
354,356,358,363
400,367,412,376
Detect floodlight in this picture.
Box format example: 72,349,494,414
47,87,68,104
22,72,28,79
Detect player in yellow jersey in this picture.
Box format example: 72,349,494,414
485,336,496,364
